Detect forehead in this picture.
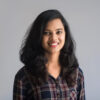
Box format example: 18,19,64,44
45,18,64,30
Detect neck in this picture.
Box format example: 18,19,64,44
45,52,60,65
45,52,61,79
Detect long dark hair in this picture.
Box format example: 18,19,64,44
20,9,79,87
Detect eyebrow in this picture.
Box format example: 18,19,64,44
56,28,63,31
45,28,63,31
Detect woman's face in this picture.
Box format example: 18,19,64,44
42,18,66,54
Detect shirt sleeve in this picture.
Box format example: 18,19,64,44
13,75,27,100
77,68,86,100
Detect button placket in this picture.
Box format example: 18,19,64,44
56,80,61,99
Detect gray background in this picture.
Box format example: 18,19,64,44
0,0,100,100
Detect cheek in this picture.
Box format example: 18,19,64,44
60,34,65,43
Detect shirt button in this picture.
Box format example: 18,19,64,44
56,87,60,98
56,81,59,87
56,80,59,84
57,93,60,98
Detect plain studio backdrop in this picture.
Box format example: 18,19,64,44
0,0,100,100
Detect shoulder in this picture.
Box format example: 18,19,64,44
14,66,27,82
78,67,84,75
13,67,33,99
77,67,84,81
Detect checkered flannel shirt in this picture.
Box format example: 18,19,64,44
13,66,85,100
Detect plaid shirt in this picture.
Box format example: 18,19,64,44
13,67,85,100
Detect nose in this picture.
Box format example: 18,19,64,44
50,32,57,41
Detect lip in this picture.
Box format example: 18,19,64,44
49,41,58,43
48,42,59,47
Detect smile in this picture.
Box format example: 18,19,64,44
48,42,59,47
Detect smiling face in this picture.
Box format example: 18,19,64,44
42,18,66,55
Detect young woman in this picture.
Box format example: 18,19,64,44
13,9,85,100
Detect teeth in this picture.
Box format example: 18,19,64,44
49,43,58,45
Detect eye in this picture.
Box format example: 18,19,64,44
56,30,62,34
44,31,51,35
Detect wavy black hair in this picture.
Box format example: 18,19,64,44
20,9,79,87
